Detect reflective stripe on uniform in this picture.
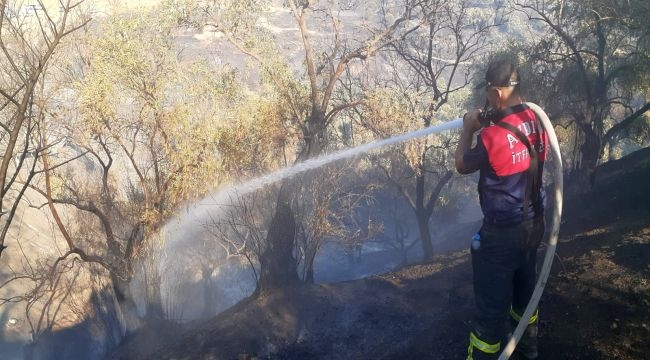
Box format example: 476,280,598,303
509,307,538,324
468,331,500,355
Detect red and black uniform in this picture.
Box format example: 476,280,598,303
463,104,547,359
465,103,548,225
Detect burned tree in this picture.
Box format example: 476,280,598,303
181,0,428,292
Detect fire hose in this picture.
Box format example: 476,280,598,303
498,102,563,359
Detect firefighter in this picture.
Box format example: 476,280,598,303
454,59,548,359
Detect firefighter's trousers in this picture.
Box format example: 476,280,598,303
466,217,545,359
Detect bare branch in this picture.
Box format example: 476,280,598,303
603,102,650,145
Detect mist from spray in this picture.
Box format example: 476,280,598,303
163,117,463,248
157,118,464,320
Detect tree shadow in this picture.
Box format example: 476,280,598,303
24,286,122,360
0,310,26,360
612,242,650,274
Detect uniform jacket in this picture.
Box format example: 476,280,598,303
463,104,548,226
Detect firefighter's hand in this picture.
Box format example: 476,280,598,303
462,110,482,133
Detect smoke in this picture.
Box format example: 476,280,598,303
151,118,464,320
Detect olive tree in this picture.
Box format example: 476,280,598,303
356,0,497,259
0,0,89,259
174,0,430,292
36,7,237,325
511,0,650,189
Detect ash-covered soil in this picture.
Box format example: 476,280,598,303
111,148,650,360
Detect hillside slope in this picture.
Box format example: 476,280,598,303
112,147,650,360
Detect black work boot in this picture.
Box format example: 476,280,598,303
467,350,499,360
514,323,538,359
509,307,539,359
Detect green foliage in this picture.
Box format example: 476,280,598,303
76,9,239,225
501,0,650,181
208,0,270,34
215,94,295,176
624,113,650,145
362,85,455,204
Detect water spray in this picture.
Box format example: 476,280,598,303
210,117,464,201
164,117,464,250
163,106,562,360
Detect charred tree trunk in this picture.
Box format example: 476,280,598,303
414,170,453,260
394,221,410,265
255,108,327,293
202,267,216,317
145,276,165,320
415,172,434,259
305,262,315,284
416,210,434,259
304,245,317,284
110,273,141,334
571,118,603,192
139,243,165,320
257,193,300,294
